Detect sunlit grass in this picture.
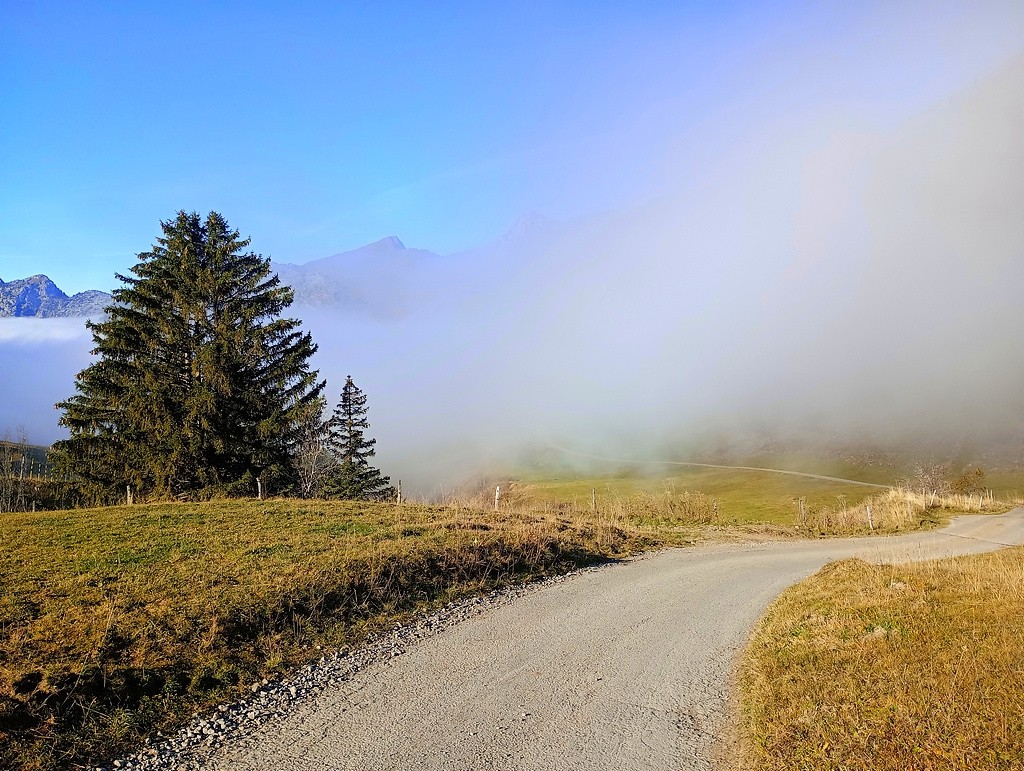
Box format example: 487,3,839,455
3,465,1019,769
0,497,701,770
739,547,1024,770
512,466,882,525
511,465,1019,534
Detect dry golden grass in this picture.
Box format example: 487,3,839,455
0,496,705,770
3,476,1017,769
739,547,1024,770
798,487,1018,535
483,482,722,526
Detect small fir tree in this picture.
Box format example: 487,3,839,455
324,376,393,500
53,211,325,501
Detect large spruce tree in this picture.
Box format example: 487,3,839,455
54,211,325,501
324,376,393,501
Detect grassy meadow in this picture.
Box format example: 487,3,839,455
1,461,1019,769
0,496,709,770
739,547,1024,770
510,466,882,526
510,456,1018,535
984,469,1024,499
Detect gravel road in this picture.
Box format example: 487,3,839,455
117,510,1024,771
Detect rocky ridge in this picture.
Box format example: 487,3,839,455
0,275,111,318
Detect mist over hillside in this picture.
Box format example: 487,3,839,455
2,56,1022,494
0,319,93,443
295,57,1024,493
270,236,440,318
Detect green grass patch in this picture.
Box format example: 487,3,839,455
514,466,879,525
985,470,1024,499
721,453,907,487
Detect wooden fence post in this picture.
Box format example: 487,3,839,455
494,485,500,512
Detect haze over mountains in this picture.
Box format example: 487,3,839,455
270,236,440,318
2,210,553,323
2,230,462,321
2,56,1023,494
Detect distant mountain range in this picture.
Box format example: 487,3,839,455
1,237,440,320
0,241,432,320
3,214,555,319
270,235,439,316
0,275,111,318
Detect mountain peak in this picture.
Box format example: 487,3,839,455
371,235,405,250
0,274,110,318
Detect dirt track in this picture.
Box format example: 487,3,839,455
175,511,1024,770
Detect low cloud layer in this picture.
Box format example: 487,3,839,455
0,320,93,442
300,56,1024,492
4,41,1022,495
0,317,92,344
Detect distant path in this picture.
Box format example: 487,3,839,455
200,511,1024,771
543,443,890,489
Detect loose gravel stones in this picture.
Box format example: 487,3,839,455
103,565,608,771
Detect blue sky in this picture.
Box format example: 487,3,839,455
2,1,1023,464
2,1,1022,293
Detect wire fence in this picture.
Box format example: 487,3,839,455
0,441,70,513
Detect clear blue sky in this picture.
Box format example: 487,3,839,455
2,1,1021,293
